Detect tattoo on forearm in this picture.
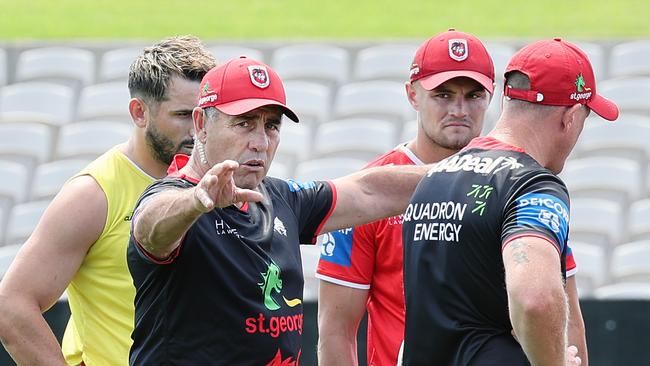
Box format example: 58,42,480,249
510,240,530,265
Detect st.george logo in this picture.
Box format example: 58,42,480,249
248,65,270,88
449,39,468,61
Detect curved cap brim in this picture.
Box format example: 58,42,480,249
215,98,300,123
588,93,619,122
419,70,495,94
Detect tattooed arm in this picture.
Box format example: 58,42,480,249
503,237,568,366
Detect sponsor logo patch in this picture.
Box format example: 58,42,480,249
449,39,468,61
248,65,270,88
515,193,569,246
428,154,523,176
286,179,316,192
319,229,353,266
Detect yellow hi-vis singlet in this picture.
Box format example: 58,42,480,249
61,146,154,365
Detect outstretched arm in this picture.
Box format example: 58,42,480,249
317,282,368,366
0,176,106,365
320,164,429,234
133,160,263,259
503,237,568,365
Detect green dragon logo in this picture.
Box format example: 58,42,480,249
575,74,586,92
259,261,283,310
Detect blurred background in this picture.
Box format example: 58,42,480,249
0,0,649,364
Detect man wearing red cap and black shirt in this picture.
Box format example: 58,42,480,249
316,30,585,366
400,38,618,365
126,57,431,365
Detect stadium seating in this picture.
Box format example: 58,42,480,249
575,113,650,164
627,198,650,242
0,82,75,126
599,77,650,114
29,159,91,201
401,119,417,142
0,159,30,205
569,197,624,250
484,42,517,80
294,157,367,181
561,156,643,205
76,81,131,121
609,240,650,283
5,199,50,246
0,48,6,86
283,80,332,126
570,241,607,298
573,42,606,81
55,121,131,160
271,44,350,86
275,122,311,171
208,45,264,63
0,122,54,167
352,44,417,81
608,40,650,79
0,244,22,277
593,282,650,300
333,80,415,123
300,244,321,302
1,39,650,301
313,118,396,161
15,47,95,87
98,46,144,82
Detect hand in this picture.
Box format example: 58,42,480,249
566,345,582,366
192,160,264,212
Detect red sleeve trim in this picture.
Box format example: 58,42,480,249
310,180,338,244
502,233,561,256
134,235,185,265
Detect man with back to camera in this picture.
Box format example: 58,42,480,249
0,36,216,365
400,38,618,365
316,30,588,366
126,56,432,365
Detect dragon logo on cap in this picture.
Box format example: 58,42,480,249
449,39,468,62
248,65,270,89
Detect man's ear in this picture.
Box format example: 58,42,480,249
561,104,583,132
405,82,418,110
129,98,148,128
193,107,206,142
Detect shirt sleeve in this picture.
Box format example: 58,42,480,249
276,178,336,244
316,220,379,289
129,178,194,265
501,173,570,256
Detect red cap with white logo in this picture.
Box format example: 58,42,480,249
504,38,618,121
409,29,495,93
197,57,299,122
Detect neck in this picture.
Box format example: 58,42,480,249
406,135,462,164
488,116,551,168
121,136,169,179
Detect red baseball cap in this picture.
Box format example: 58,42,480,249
409,29,495,93
504,38,619,121
197,57,299,122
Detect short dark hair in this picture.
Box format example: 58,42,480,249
128,35,217,103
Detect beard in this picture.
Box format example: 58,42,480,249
145,124,193,166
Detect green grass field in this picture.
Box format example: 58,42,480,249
1,0,649,40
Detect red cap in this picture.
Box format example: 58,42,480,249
197,57,299,122
409,29,495,93
504,38,619,121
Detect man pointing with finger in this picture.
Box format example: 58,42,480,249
127,57,430,365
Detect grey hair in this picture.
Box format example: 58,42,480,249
503,71,558,115
128,35,217,103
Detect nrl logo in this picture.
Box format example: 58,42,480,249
448,39,468,61
248,65,270,88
